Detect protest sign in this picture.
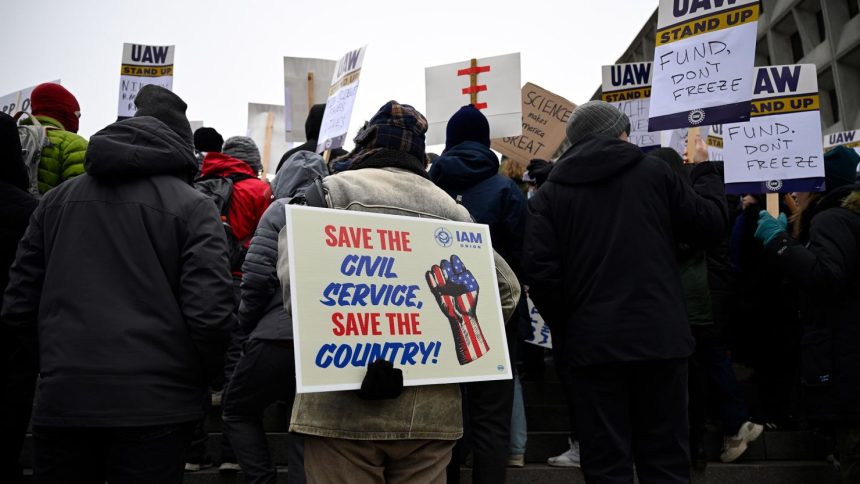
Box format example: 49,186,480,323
824,130,860,157
247,103,288,176
118,43,174,118
490,83,575,164
601,62,659,151
661,126,710,158
426,53,522,146
649,0,759,131
0,80,61,116
317,46,368,153
285,206,512,393
525,296,552,349
283,57,336,142
706,124,724,161
724,64,824,194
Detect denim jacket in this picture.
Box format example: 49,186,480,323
277,166,521,440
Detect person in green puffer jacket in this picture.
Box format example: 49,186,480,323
24,83,88,194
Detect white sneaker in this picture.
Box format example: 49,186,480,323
720,422,764,463
547,439,581,467
507,454,525,467
219,462,241,472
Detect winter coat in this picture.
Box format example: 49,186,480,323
278,151,521,441
1,116,235,427
523,135,727,367
21,115,88,194
199,152,272,244
764,184,860,422
429,141,527,277
240,151,327,340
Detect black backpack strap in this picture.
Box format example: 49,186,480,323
304,176,329,208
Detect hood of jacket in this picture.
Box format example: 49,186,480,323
200,151,257,178
548,134,644,186
844,188,860,215
273,150,327,199
429,141,499,191
84,116,198,182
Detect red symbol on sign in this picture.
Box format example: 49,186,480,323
457,59,490,110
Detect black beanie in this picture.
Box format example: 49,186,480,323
194,127,224,153
134,85,193,146
445,105,490,152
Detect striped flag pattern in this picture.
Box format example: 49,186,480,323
426,255,489,365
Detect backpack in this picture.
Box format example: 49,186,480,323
14,112,52,199
194,173,256,271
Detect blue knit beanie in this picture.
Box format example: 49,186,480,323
445,105,490,152
824,146,860,191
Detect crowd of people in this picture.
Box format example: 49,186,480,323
0,82,858,484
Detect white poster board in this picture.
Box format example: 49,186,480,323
525,296,552,349
317,46,368,153
661,126,711,158
283,57,336,142
286,206,512,393
824,130,860,158
247,103,289,176
649,0,759,130
425,53,522,146
602,62,659,151
0,80,62,116
724,65,825,194
118,43,174,118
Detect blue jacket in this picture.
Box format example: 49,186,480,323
429,141,526,277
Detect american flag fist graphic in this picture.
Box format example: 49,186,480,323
426,255,489,365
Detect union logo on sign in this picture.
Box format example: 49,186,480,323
434,227,453,247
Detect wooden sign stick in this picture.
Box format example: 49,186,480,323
307,72,315,111
469,58,478,106
685,127,700,164
767,193,779,218
262,112,274,176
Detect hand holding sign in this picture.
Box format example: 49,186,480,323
426,255,489,365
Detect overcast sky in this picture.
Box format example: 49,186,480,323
0,0,657,151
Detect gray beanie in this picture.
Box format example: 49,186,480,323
565,100,631,147
223,136,263,173
134,85,193,146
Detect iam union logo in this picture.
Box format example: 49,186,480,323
434,227,453,247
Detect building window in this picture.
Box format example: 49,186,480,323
790,32,804,62
828,89,840,122
815,10,826,43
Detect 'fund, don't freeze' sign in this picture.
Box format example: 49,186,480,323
649,0,760,131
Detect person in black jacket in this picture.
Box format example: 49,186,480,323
222,150,327,484
0,111,39,484
429,105,527,483
755,146,860,483
1,85,234,484
524,101,728,484
276,104,347,173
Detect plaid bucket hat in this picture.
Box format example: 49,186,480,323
353,101,428,162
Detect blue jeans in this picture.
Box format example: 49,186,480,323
690,334,749,437
510,375,527,455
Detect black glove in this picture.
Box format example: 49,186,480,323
357,359,403,400
527,159,553,188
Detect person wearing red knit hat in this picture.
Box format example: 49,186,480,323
24,83,88,194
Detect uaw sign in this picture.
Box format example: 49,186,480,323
118,43,174,118
602,62,659,151
649,0,759,131
723,64,825,194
